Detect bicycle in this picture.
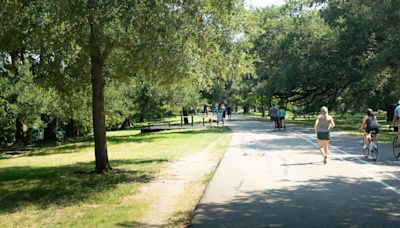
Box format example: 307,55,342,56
363,131,378,161
393,126,400,159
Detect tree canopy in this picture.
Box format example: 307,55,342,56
1,0,400,172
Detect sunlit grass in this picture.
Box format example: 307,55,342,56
0,127,231,227
131,115,209,128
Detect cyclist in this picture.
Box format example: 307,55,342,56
360,108,379,149
393,100,400,141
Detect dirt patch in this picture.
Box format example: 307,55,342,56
133,140,223,227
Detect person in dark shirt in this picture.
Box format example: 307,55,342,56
269,104,278,129
360,108,379,149
203,105,208,116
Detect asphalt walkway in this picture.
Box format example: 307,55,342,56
190,115,400,227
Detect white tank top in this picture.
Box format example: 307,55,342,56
318,115,330,133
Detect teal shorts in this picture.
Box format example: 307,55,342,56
317,132,330,140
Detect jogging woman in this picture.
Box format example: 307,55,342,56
314,106,335,164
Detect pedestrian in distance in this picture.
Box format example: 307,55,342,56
222,103,226,119
227,106,232,120
217,103,224,126
203,105,208,116
314,106,335,164
269,104,278,130
386,104,395,131
279,105,286,129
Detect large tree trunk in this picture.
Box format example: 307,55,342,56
65,119,79,138
261,103,265,117
11,51,22,145
121,116,132,129
182,108,189,125
139,114,145,123
91,55,111,173
90,17,111,173
41,114,58,141
243,105,250,114
15,118,29,145
10,50,19,74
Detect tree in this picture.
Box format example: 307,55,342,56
250,1,364,112
27,0,246,173
315,0,400,110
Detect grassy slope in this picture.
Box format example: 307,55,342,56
0,127,231,227
242,112,397,144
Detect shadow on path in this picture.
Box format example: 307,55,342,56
190,176,400,227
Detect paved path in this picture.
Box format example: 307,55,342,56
190,115,400,227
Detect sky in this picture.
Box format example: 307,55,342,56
245,0,286,8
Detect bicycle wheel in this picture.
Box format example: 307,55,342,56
393,137,400,159
370,143,378,161
363,144,369,158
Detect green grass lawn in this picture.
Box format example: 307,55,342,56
0,127,231,227
132,115,208,128
242,111,397,144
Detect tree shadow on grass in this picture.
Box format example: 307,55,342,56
0,158,167,213
0,135,168,159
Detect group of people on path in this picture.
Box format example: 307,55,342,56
204,103,232,125
268,104,286,129
313,100,400,165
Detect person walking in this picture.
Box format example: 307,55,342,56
269,104,278,129
279,106,286,129
203,105,208,116
314,106,335,164
227,106,232,120
222,103,226,119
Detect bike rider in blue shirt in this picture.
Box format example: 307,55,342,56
393,100,400,142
